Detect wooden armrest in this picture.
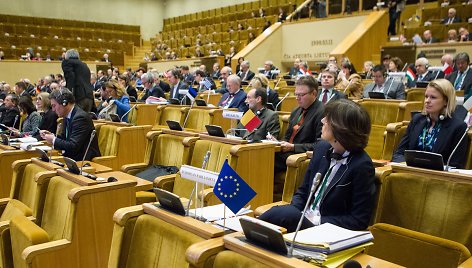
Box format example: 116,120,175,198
254,201,289,217
112,205,145,226
375,165,392,180
68,180,136,202
146,130,162,140
23,239,71,263
385,122,404,132
121,162,148,174
459,257,472,268
286,153,308,167
154,174,177,191
92,156,116,162
185,237,225,268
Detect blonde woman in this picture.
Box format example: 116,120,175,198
35,92,58,138
104,79,130,122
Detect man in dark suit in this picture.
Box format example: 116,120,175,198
446,52,472,97
167,69,189,103
212,63,221,80
289,58,301,77
41,88,100,161
0,94,20,129
423,30,440,44
139,72,165,102
14,81,31,99
61,49,95,112
272,76,324,173
181,65,194,85
218,74,248,112
363,65,405,99
407,57,444,88
262,60,278,80
236,88,280,141
238,61,255,82
317,70,346,104
216,66,232,94
441,8,461,24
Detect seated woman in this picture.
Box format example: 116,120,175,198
336,61,363,99
34,92,58,139
259,99,376,231
9,96,42,137
118,74,137,101
104,79,131,122
392,79,468,168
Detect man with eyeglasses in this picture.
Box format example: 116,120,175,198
446,52,472,95
139,72,165,102
270,76,324,175
363,64,405,99
215,66,232,94
218,74,248,112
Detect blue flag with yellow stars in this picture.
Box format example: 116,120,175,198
214,160,256,214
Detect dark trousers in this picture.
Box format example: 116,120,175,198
258,204,315,233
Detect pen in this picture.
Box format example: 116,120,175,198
267,131,273,140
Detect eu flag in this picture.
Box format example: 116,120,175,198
214,160,256,214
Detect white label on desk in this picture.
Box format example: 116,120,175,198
180,165,218,186
222,110,243,120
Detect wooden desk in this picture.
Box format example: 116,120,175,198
223,233,404,268
77,161,113,174
390,163,472,183
98,171,152,192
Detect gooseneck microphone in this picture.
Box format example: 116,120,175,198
120,104,137,122
445,125,471,171
8,115,19,141
275,92,290,111
384,76,394,99
182,99,195,128
288,172,322,257
80,129,96,175
186,150,211,217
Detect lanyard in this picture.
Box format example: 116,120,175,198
311,164,335,210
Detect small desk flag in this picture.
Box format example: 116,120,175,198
240,109,261,132
186,86,198,102
406,67,416,83
213,160,256,214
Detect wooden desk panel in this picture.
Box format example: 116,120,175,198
98,171,152,192
390,163,472,183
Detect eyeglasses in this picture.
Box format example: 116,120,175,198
294,92,310,98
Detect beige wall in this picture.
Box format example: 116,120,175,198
0,0,164,40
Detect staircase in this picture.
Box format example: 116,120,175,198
124,40,152,70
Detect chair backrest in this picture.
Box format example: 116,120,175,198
359,100,403,126
0,149,38,199
98,124,120,156
128,104,159,126
281,152,312,203
184,108,217,131
147,130,198,168
406,88,426,102
277,113,290,141
375,172,472,252
213,250,271,268
157,105,188,126
279,96,298,113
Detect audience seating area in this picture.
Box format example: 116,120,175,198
0,14,141,65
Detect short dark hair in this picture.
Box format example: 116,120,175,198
181,65,189,71
324,99,371,152
455,52,470,64
195,70,206,77
372,64,386,74
49,88,75,104
169,69,182,80
18,96,36,115
341,62,357,74
253,88,267,106
295,76,318,93
118,74,129,85
7,93,18,106
15,81,27,91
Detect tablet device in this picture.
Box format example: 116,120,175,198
286,80,295,86
415,81,429,88
239,217,288,255
205,125,225,137
166,120,183,131
404,150,444,171
63,157,82,174
368,92,386,99
109,113,121,122
195,99,207,106
169,98,180,105
36,148,65,167
153,188,186,216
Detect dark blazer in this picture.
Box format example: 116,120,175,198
424,37,440,44
392,113,468,168
61,59,95,102
267,88,280,110
125,85,138,100
139,85,165,102
238,70,255,82
236,108,280,141
218,90,248,112
408,71,445,88
159,80,171,93
215,81,228,94
168,81,188,101
35,109,58,139
212,70,221,80
317,88,347,104
291,141,376,230
289,67,300,77
441,16,461,24
363,79,405,99
284,100,324,153
54,106,101,161
0,107,20,128
446,68,472,96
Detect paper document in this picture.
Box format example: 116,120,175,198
188,204,251,222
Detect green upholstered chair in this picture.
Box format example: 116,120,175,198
366,171,472,268
108,203,223,268
93,124,152,171
122,129,199,204
8,170,136,268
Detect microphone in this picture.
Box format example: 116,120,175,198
273,77,282,89
384,76,394,99
80,129,96,175
288,172,322,257
401,62,408,72
182,98,195,128
9,115,19,140
445,125,471,171
342,79,353,93
120,104,137,122
186,150,211,217
275,92,290,111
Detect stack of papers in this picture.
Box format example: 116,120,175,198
283,223,373,254
188,203,251,222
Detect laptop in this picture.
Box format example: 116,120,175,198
109,113,121,122
195,99,207,106
36,148,65,167
205,125,225,137
63,157,96,179
368,92,386,99
169,98,180,105
166,120,183,131
239,217,288,255
153,188,186,216
404,150,444,171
